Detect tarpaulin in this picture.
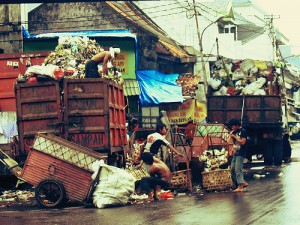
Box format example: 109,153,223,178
137,70,183,105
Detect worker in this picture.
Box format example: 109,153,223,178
136,123,183,169
135,152,172,201
85,47,120,78
229,118,249,192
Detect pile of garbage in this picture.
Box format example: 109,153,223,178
18,36,123,85
208,58,283,96
199,148,229,172
176,73,201,97
0,190,36,208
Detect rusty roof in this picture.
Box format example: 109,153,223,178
106,1,196,62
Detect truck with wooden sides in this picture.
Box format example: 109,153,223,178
14,78,127,167
206,95,283,165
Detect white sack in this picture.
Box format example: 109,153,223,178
242,77,266,95
207,78,221,90
24,64,59,78
92,160,135,209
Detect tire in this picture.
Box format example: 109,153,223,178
35,179,66,208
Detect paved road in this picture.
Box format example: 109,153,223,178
0,143,299,225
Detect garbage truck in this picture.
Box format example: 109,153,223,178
206,95,283,165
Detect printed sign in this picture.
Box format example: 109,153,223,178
113,51,128,75
163,99,207,125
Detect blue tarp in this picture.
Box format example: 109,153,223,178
29,30,137,39
137,70,183,105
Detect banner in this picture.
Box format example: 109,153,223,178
113,51,128,74
163,99,207,125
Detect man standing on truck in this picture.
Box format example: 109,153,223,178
229,119,249,192
85,47,120,78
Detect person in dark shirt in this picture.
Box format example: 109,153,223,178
229,119,248,192
85,47,120,78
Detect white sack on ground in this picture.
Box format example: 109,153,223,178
92,160,135,209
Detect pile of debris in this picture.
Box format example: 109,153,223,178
0,190,36,208
199,148,229,172
176,73,201,97
208,58,283,96
18,36,123,85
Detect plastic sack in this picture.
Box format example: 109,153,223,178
240,59,255,74
92,160,135,209
253,89,266,95
232,69,245,81
25,64,60,79
207,78,221,90
242,77,266,95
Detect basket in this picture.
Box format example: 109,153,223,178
125,167,149,180
170,169,192,191
202,169,233,191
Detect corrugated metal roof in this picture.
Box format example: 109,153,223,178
124,79,140,96
201,0,232,18
158,40,190,58
106,2,195,61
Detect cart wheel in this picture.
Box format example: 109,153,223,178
35,179,66,208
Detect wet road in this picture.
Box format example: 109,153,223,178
1,143,300,225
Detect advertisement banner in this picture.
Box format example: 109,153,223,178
113,51,128,74
164,99,207,125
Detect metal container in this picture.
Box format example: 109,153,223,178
63,78,127,153
15,78,127,156
207,95,282,125
15,81,61,155
0,51,49,112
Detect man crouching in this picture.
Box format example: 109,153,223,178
136,152,171,201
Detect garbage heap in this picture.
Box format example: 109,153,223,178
18,36,123,85
208,58,283,96
176,73,201,98
199,148,229,172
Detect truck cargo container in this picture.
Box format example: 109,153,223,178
14,78,127,165
0,51,49,112
206,95,283,165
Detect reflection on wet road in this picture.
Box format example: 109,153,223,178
1,144,300,225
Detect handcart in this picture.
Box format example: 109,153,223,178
1,132,106,208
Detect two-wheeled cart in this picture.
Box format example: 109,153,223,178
1,132,106,208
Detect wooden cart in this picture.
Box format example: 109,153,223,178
17,133,105,208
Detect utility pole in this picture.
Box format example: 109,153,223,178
193,0,208,94
264,14,280,61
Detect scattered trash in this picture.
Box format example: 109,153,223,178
0,190,35,204
250,166,265,170
253,174,266,179
278,172,283,177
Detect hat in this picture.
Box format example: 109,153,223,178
109,47,121,58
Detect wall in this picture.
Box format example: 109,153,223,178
0,4,22,53
27,2,188,73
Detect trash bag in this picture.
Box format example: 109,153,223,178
242,77,266,95
92,160,135,209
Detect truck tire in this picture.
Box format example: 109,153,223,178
35,179,66,208
273,140,282,166
263,140,273,165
